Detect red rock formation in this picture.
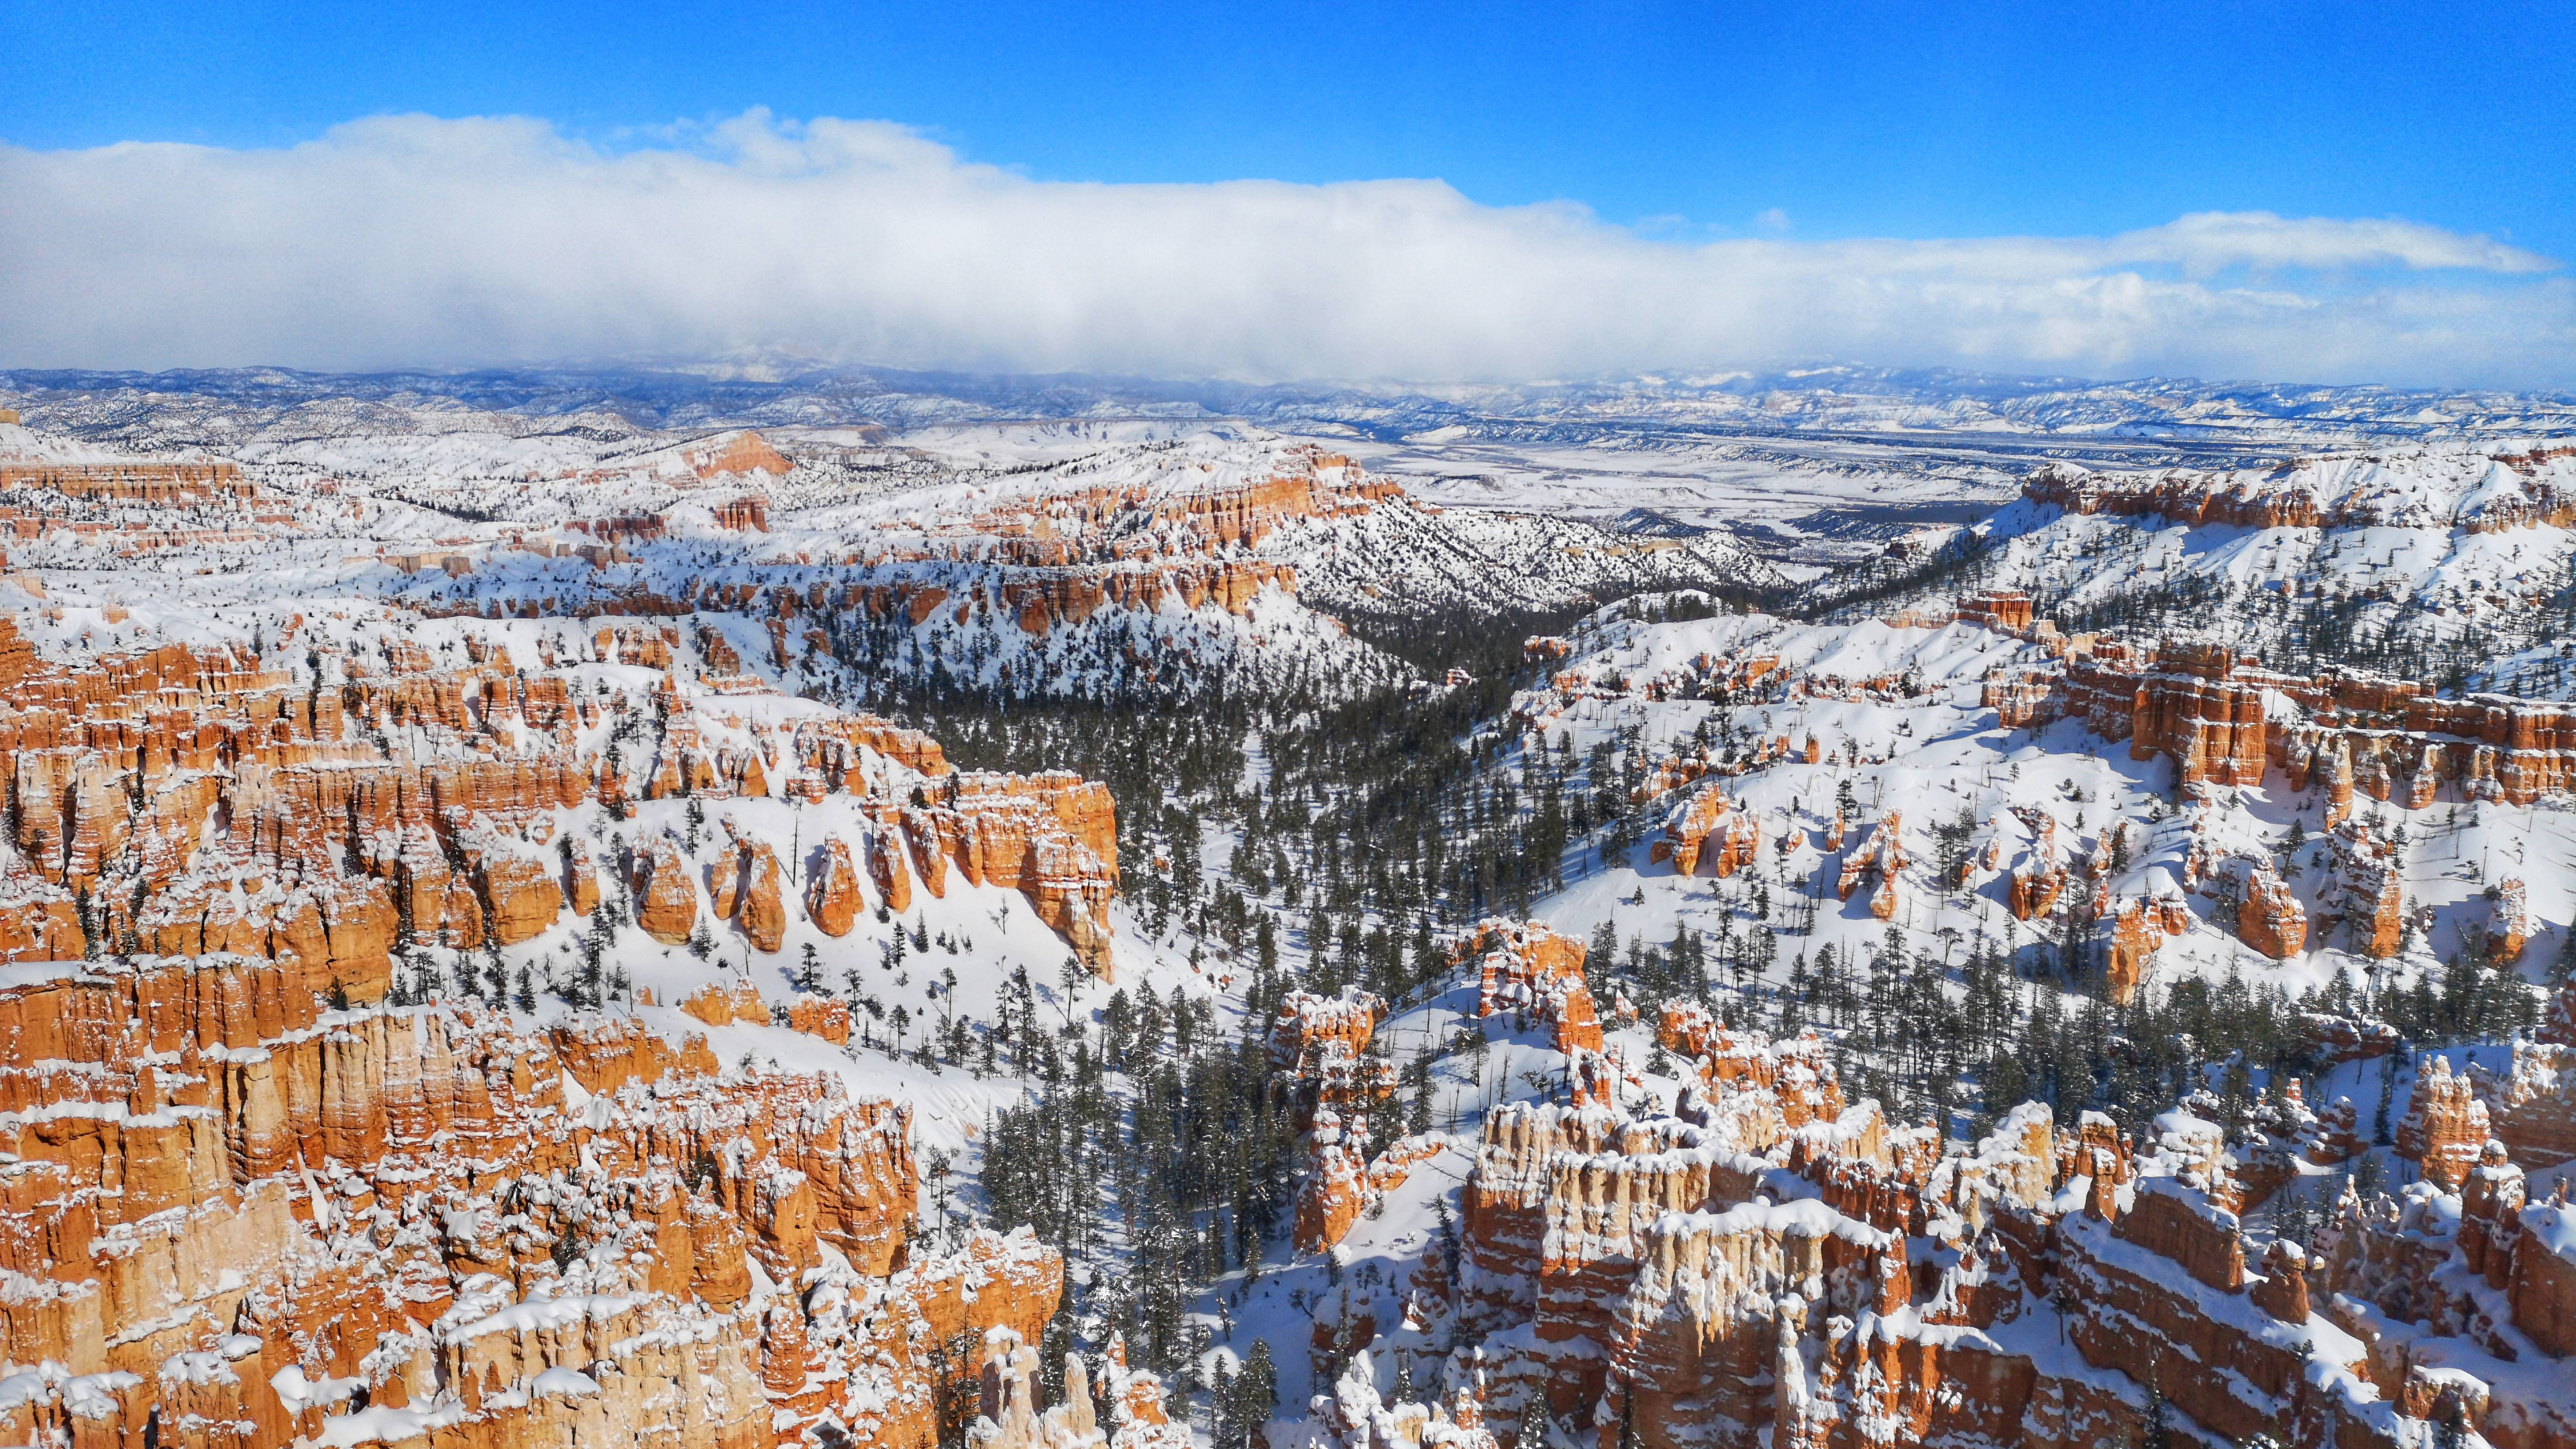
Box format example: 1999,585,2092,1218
737,841,786,953
565,838,600,916
2398,1055,2491,1190
866,824,914,914
2133,659,2270,787
0,633,782,992
0,918,1016,1449
1990,629,2576,806
1270,985,1385,1070
2489,877,2535,963
1836,812,1904,902
785,994,851,1044
551,1014,708,1094
635,837,699,945
1269,987,1397,1135
934,771,1118,976
1658,784,1760,877
1957,588,2035,633
710,494,769,532
2239,867,2308,959
1427,1012,2567,1449
679,980,767,1027
1293,1112,1371,1254
0,458,251,503
2107,898,2158,1005
1458,918,1603,1054
681,429,792,480
806,836,863,936
2477,1022,2576,1170
2025,463,2323,529
478,853,564,945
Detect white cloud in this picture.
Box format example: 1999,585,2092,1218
0,110,2567,387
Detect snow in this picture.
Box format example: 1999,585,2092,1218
2527,1201,2576,1258
1508,593,2576,1026
5,376,2576,1448
529,1365,603,1399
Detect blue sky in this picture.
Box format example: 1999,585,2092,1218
11,0,2569,252
3,1,2573,384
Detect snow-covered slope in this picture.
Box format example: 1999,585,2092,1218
1884,442,2576,692
1513,592,2572,1012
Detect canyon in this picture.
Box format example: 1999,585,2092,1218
4,394,2576,1449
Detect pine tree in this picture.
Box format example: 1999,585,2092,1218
2139,1364,2172,1449
1517,1395,1552,1449
2371,1051,2396,1146
1236,1342,1278,1440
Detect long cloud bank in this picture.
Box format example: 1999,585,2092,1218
3,110,2569,387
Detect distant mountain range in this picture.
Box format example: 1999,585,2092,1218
6,361,2573,464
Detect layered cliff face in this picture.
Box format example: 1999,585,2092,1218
1402,1021,2576,1449
383,436,1418,705
2023,448,2576,536
0,561,1159,1449
1984,626,2576,808
0,611,1120,982
0,942,1079,1449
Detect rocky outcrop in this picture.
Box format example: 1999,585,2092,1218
2490,877,2536,963
1271,985,1385,1071
1293,1112,1371,1255
2002,809,2068,922
806,836,863,936
0,929,1025,1449
2025,463,2324,530
1957,588,2035,632
737,841,786,953
0,616,1126,1002
2112,897,2153,1000
1836,812,1904,904
784,994,851,1044
2475,1012,2576,1169
564,838,601,916
478,851,564,945
0,458,250,503
2239,866,2308,959
1270,987,1395,1134
635,837,700,945
679,979,767,1027
2314,818,2407,959
2106,896,2176,1005
1428,1016,2566,1449
969,1325,1186,1449
1458,918,1602,1055
2398,1055,2493,1190
1988,629,2576,806
2131,645,2271,788
1655,784,1759,877
934,771,1119,977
